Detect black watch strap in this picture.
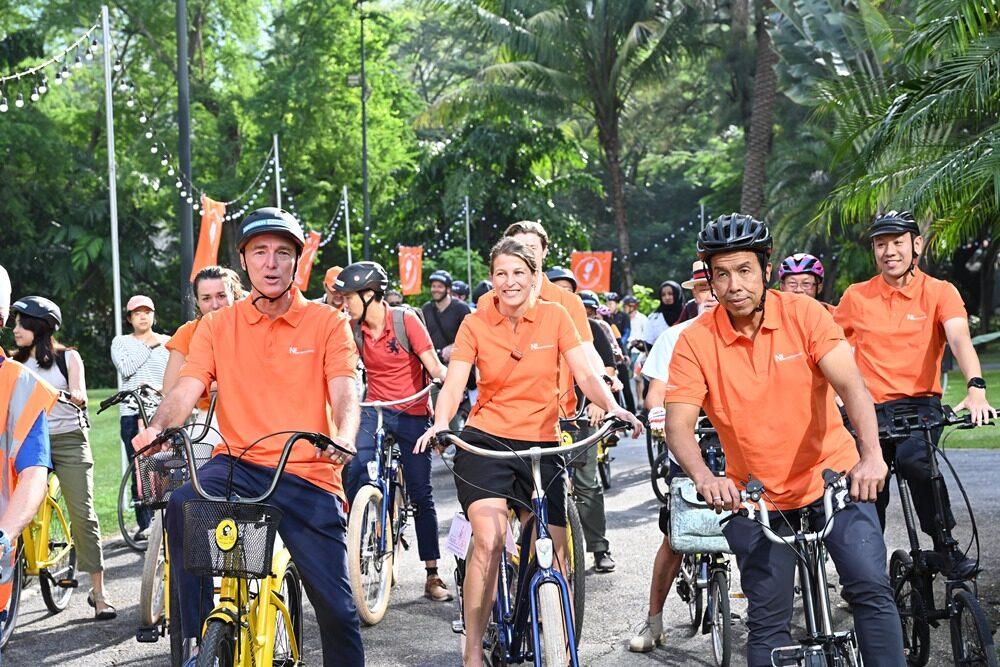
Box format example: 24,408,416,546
967,376,987,390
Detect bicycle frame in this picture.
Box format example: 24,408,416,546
364,405,405,562
20,474,73,578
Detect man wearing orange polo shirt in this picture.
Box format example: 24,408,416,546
835,210,995,579
316,265,346,310
665,214,904,667
133,208,364,666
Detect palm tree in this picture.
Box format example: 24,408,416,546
740,0,778,218
439,0,703,290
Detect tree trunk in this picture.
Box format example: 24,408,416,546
599,122,634,292
740,0,778,218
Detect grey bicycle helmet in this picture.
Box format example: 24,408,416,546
578,290,600,309
867,210,919,240
237,207,305,252
545,266,578,292
11,296,62,330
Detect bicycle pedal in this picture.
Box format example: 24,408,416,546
57,578,79,588
136,626,160,643
451,619,465,634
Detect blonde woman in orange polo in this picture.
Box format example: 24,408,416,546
416,238,641,667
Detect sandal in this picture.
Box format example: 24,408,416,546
87,588,118,621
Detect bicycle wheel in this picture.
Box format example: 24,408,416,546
390,469,407,587
0,547,24,649
537,581,570,666
139,512,166,626
651,450,671,505
566,501,586,644
117,467,146,553
168,573,185,667
681,555,703,629
272,561,304,666
889,549,930,666
39,486,77,613
197,619,236,667
709,570,732,667
950,588,998,667
347,485,394,625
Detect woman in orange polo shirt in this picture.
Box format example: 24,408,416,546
416,238,640,666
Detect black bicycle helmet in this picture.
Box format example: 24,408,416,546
11,296,62,330
237,207,305,252
867,210,919,239
578,290,600,309
622,295,638,305
451,280,470,297
428,270,452,287
697,213,772,261
604,291,620,302
334,261,389,294
471,280,493,303
545,266,578,292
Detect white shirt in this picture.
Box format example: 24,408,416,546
643,311,670,346
642,317,699,465
627,311,647,344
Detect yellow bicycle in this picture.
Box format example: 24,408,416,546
150,427,345,667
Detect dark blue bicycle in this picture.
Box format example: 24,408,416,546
439,418,631,666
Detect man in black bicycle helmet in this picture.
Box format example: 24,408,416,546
470,279,492,306
664,213,904,666
545,266,578,293
451,280,470,302
421,269,471,364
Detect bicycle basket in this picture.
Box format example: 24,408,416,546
132,451,202,509
182,500,283,579
668,477,732,555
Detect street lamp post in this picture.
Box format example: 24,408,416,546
357,1,371,260
176,0,195,319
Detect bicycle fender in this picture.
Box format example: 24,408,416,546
269,547,293,581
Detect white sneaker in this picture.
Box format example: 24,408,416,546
628,613,665,653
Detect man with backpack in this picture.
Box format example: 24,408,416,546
333,261,453,602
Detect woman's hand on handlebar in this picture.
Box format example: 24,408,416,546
847,454,887,503
415,422,449,454
607,406,643,438
694,471,742,513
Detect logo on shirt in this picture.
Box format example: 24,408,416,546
530,342,554,351
906,313,927,321
288,346,316,355
774,352,804,363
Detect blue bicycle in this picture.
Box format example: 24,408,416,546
346,382,436,625
439,418,631,666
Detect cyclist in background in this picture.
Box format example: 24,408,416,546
470,280,493,311
416,238,641,667
316,266,346,310
834,210,996,579
452,280,470,304
778,253,833,312
385,289,404,307
10,297,114,620
629,260,717,651
422,270,471,365
132,208,365,666
665,213,904,667
334,261,453,603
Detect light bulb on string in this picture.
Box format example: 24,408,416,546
145,130,153,139
60,64,70,80
139,112,148,124
180,189,187,197
167,167,175,176
14,93,24,108
150,145,158,154
113,58,122,72
38,77,47,94
118,79,128,92
0,97,8,113
73,54,83,69
126,98,135,108
30,87,40,102
160,156,168,166
176,180,183,189
186,197,193,204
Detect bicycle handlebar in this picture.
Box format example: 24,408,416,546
145,427,351,504
98,385,162,423
734,469,849,546
436,417,631,461
360,380,438,409
875,404,993,441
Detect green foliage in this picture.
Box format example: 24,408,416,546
631,283,659,315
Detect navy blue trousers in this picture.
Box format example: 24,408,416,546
165,456,364,666
344,407,441,562
723,498,904,667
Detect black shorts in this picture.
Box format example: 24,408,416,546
452,426,567,527
659,459,685,536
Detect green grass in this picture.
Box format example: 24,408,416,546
940,370,1000,449
87,388,125,537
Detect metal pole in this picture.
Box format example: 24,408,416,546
700,202,706,230
273,133,282,209
359,2,371,260
343,185,353,264
464,195,472,285
102,6,126,475
176,0,195,318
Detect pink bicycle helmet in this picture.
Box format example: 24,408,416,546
778,253,825,281
596,305,611,317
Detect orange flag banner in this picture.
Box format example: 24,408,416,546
294,231,323,291
571,251,613,293
398,246,424,295
190,196,227,281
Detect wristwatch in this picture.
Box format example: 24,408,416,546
967,377,987,390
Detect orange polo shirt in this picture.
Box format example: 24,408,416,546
538,275,594,418
452,295,582,442
665,291,859,510
179,288,359,497
167,319,211,411
834,269,966,404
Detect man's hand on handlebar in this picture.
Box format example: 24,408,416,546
315,435,356,465
694,470,742,513
415,422,449,454
132,425,165,455
955,388,997,426
606,406,643,438
847,454,887,503
647,406,665,436
586,403,606,428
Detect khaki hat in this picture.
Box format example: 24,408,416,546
681,261,710,290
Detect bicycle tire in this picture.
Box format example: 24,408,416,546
39,487,76,613
566,501,586,644
272,561,304,666
0,548,24,649
347,485,394,626
391,468,406,588
651,450,671,505
709,570,732,667
537,581,569,666
168,573,185,667
117,467,146,553
197,619,236,667
950,588,998,667
889,549,930,666
598,456,612,491
139,512,166,626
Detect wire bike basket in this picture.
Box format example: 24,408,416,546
182,500,283,579
132,449,209,510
